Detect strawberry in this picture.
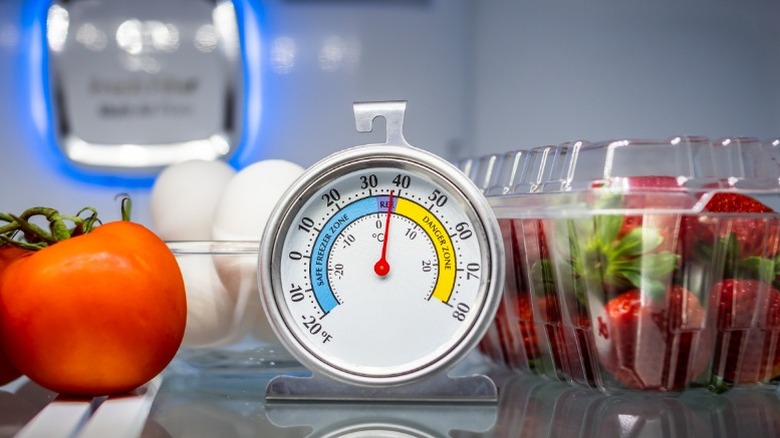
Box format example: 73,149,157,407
528,258,598,386
484,293,555,374
706,192,774,214
686,193,780,267
511,293,543,362
561,314,599,387
523,220,600,384
557,175,695,300
685,189,780,381
482,302,530,371
516,218,548,267
706,194,776,252
591,175,684,192
592,176,693,254
535,177,690,386
594,286,710,391
496,218,543,370
556,176,729,391
710,279,780,385
539,296,598,387
565,209,680,299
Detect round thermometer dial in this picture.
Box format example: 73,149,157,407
260,145,503,386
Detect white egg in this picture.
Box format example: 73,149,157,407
211,159,305,240
211,247,272,343
150,159,236,240
211,159,306,343
175,248,254,348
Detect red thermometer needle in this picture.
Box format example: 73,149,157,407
374,190,394,276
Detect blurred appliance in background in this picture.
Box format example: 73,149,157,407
27,0,262,178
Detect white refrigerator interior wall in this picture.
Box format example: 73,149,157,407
472,0,780,151
0,0,778,228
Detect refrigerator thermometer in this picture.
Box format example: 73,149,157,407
259,102,504,396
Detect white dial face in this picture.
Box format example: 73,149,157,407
273,162,492,381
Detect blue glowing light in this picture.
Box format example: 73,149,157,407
18,0,263,188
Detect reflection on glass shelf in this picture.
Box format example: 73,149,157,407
4,360,780,437
454,367,780,438
146,358,780,437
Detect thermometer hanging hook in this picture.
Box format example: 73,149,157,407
353,101,411,147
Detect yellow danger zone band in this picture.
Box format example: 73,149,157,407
394,198,456,303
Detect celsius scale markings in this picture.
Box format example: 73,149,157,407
305,191,458,315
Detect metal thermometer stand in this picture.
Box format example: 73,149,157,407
265,102,499,405
265,394,498,437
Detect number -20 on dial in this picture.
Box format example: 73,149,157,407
260,145,503,387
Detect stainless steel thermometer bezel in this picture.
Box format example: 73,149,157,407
259,102,504,388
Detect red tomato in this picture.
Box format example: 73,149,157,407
0,245,28,386
0,348,18,386
0,221,186,395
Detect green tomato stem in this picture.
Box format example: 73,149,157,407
115,194,132,222
9,213,57,244
0,205,108,250
0,198,130,250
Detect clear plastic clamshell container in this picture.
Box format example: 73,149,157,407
466,136,780,394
